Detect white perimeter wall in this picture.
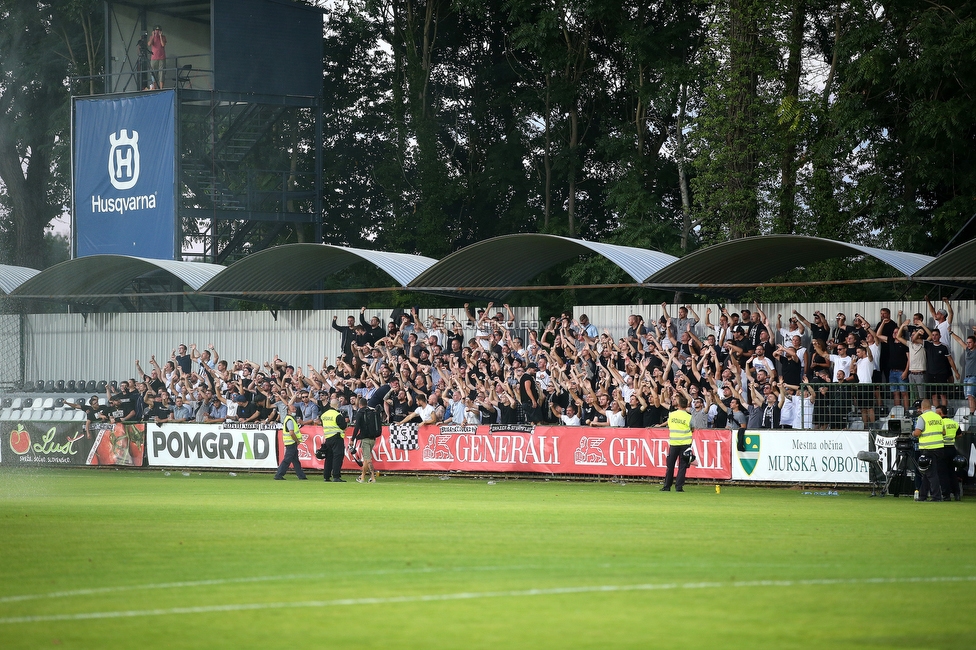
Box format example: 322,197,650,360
18,301,976,384
21,307,539,383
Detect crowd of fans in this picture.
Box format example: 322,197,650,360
76,297,976,433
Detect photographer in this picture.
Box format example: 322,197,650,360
148,25,167,89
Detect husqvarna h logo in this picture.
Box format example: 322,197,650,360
108,130,140,190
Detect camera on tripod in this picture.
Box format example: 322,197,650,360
137,32,151,58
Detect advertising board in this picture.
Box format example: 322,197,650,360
147,422,278,469
1,421,145,467
732,430,871,483
73,90,176,259
287,425,732,479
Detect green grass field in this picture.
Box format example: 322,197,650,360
1,469,974,649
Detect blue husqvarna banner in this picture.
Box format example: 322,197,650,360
73,91,176,259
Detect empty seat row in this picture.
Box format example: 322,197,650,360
0,396,108,411
0,408,87,422
12,380,119,394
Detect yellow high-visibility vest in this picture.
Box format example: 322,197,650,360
668,409,693,446
918,411,944,450
320,409,345,438
941,416,959,446
282,415,302,446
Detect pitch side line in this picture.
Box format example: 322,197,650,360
0,564,539,604
2,576,974,625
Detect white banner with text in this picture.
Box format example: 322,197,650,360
147,423,279,469
732,430,871,483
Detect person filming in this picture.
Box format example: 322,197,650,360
148,25,167,89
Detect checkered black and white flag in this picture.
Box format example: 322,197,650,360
390,422,420,450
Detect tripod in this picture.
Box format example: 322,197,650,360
136,38,151,89
884,436,920,497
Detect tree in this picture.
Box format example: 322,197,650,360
690,0,781,243
0,1,95,267
828,0,976,254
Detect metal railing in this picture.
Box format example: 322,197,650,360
70,55,213,96
781,381,973,431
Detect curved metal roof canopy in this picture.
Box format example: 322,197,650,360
914,239,976,285
645,235,934,295
408,234,678,301
11,256,225,306
0,264,40,295
200,243,438,303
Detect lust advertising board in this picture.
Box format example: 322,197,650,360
1,421,145,467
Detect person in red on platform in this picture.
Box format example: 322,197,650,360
148,25,167,89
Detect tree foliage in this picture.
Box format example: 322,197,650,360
1,0,975,304
0,1,99,267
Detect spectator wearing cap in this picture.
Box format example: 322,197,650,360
849,314,868,342
66,396,105,438
235,393,258,422
831,313,853,343
148,24,166,88
754,328,775,359
739,308,753,340
777,311,805,343
926,296,954,352
795,309,830,346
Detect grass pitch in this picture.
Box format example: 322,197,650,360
1,469,975,649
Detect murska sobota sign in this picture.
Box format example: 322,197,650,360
733,430,871,483
73,90,176,259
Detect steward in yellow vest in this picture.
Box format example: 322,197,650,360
319,398,349,482
912,399,943,501
938,405,962,501
662,395,695,492
274,401,307,480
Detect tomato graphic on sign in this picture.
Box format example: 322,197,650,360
89,423,144,466
9,425,30,455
